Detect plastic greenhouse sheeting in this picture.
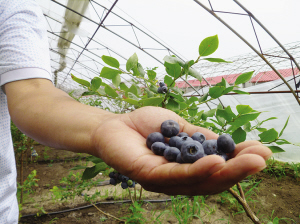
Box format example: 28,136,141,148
187,77,300,163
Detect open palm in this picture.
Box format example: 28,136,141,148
93,106,272,196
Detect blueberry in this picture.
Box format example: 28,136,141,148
151,142,168,156
146,132,165,149
109,172,115,178
121,182,128,189
176,153,184,163
157,86,164,93
217,134,236,153
121,175,130,182
169,136,182,147
128,180,135,188
202,139,218,155
161,120,180,138
191,132,206,144
176,136,193,150
178,132,189,137
181,141,205,163
164,147,180,162
161,86,168,93
159,82,166,87
110,178,117,185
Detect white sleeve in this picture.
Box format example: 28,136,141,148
0,0,52,86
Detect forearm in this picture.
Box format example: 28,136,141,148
5,78,116,155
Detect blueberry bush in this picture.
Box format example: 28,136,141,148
70,35,295,223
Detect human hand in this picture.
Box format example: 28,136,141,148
92,106,272,195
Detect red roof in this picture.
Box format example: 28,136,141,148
175,73,242,88
251,68,299,83
175,68,300,88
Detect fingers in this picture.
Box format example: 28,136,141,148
231,140,272,160
141,154,267,196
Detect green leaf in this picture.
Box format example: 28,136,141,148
164,61,181,78
127,92,139,101
256,128,267,132
144,88,154,98
235,71,254,85
203,58,232,63
71,74,90,88
259,128,278,142
244,122,251,132
202,109,216,120
101,55,120,68
268,146,285,153
166,98,180,112
127,84,138,96
232,90,250,95
104,85,118,98
186,68,202,81
260,117,277,125
188,103,198,117
279,116,290,137
169,86,183,95
90,77,102,91
137,63,145,77
100,67,122,79
147,70,156,80
69,165,88,170
86,155,104,164
163,55,184,66
198,35,219,56
230,112,260,127
164,75,174,87
199,93,209,102
236,105,253,114
149,85,158,93
82,163,109,180
119,82,129,91
140,97,164,106
187,96,198,105
169,93,185,102
209,86,225,98
216,106,236,122
126,53,138,72
275,139,291,145
179,102,188,110
232,127,246,144
81,91,99,96
124,98,140,106
112,74,121,87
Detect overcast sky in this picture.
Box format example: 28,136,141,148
106,0,300,61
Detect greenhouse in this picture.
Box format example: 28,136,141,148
3,0,299,223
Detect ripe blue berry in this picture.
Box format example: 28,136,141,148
110,178,117,185
169,136,182,147
202,139,218,155
159,82,166,87
176,136,193,150
217,134,236,153
161,86,168,93
151,142,168,156
217,152,229,161
176,153,184,163
161,120,180,138
157,86,164,93
181,141,205,163
191,132,206,144
164,147,180,162
146,132,165,149
121,182,129,189
178,132,189,137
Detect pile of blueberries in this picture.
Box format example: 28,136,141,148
146,120,236,163
109,171,136,189
157,82,168,94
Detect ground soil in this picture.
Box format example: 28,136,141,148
18,145,300,224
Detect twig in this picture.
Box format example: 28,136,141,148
139,187,143,201
237,182,245,199
228,187,261,224
91,203,124,222
128,188,134,204
134,185,137,201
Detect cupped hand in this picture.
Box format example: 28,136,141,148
92,106,272,195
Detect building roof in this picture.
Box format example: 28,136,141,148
251,68,299,83
175,73,242,88
175,68,299,88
